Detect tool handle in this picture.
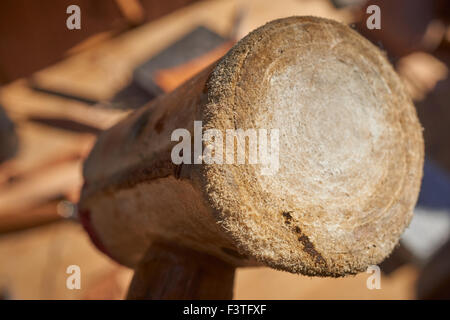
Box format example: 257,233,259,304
126,241,235,299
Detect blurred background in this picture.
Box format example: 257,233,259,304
0,0,449,299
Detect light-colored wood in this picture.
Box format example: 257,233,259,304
0,0,429,300
31,0,238,101
0,82,125,231
0,160,83,216
0,219,418,299
0,122,95,186
80,17,423,279
29,0,353,102
0,221,132,299
0,80,127,130
234,265,418,300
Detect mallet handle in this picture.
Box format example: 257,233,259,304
126,241,235,299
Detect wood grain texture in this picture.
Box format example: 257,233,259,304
80,16,423,277
127,241,235,299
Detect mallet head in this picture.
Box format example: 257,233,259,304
79,16,424,277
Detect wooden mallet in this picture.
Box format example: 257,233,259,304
79,16,424,299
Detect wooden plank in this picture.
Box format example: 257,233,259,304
235,265,418,299
31,0,238,101
0,199,63,234
0,219,418,299
0,160,83,217
30,0,352,101
0,80,127,130
0,122,94,186
0,221,132,299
